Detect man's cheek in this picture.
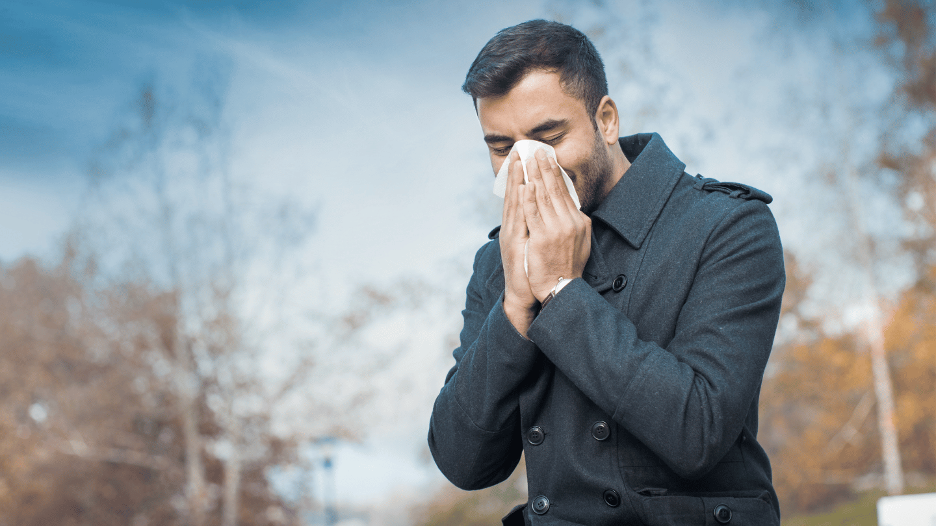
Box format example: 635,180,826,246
553,146,579,175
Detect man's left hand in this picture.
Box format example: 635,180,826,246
521,149,591,302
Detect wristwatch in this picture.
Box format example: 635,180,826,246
540,277,573,310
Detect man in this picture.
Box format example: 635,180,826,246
428,19,784,526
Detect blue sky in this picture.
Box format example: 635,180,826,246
0,0,910,512
0,0,537,265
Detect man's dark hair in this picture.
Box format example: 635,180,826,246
463,19,608,119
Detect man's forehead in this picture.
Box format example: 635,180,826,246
476,70,587,137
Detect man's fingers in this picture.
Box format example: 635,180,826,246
507,150,523,189
525,156,557,225
520,178,542,230
529,150,576,219
536,150,567,204
502,153,523,228
503,151,520,203
546,154,580,216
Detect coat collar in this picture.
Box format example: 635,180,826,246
592,133,685,249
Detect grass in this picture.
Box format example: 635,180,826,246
781,485,936,526
781,492,882,526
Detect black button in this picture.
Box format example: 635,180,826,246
531,495,550,515
612,274,627,292
527,426,545,446
603,489,620,507
714,504,732,524
591,421,610,441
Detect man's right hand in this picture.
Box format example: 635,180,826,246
500,150,538,337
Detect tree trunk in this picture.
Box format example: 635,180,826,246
866,300,904,495
844,165,905,495
177,333,207,526
222,438,242,526
182,391,207,525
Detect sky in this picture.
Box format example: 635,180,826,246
0,0,912,516
0,0,538,276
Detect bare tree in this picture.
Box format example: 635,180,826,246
74,73,328,525
0,252,191,525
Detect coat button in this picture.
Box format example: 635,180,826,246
714,504,732,523
612,274,627,292
527,426,545,446
603,489,620,507
531,495,550,515
591,421,610,441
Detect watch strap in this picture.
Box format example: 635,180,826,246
540,277,573,310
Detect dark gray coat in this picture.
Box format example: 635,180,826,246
429,133,785,525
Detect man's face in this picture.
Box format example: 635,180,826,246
477,69,613,214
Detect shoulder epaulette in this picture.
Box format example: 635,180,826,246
692,175,773,204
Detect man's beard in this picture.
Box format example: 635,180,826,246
572,130,614,215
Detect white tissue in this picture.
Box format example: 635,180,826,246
492,140,581,276
492,140,581,210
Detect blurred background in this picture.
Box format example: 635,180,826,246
1,0,934,524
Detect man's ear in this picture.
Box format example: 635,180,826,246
594,95,619,145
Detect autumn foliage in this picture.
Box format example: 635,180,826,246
760,257,936,513
0,254,296,526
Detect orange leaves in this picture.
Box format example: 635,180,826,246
763,259,936,514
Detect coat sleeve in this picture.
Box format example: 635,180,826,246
527,199,785,480
428,241,540,490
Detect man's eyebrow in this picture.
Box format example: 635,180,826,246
483,133,512,145
483,119,570,145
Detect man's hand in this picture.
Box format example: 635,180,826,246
500,150,538,337
522,149,591,302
